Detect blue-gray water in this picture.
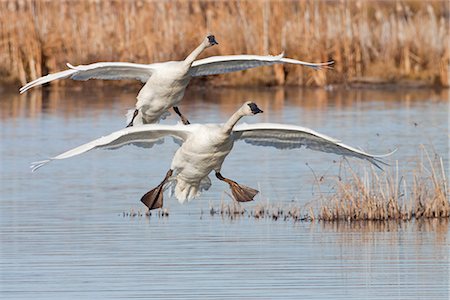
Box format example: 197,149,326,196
1,85,449,299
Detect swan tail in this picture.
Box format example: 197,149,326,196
159,110,171,121
126,109,171,126
172,176,211,204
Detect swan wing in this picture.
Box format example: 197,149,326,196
30,124,194,172
20,69,78,94
232,123,395,169
189,53,334,77
20,62,154,94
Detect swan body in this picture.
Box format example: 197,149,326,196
133,61,192,125
20,35,333,126
170,123,235,200
31,102,394,208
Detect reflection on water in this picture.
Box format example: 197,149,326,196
0,86,449,299
1,84,448,120
318,218,449,245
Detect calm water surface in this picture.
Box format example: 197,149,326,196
1,86,449,299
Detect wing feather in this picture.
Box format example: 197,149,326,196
30,124,194,172
232,123,395,169
19,69,78,94
189,53,334,77
20,62,154,93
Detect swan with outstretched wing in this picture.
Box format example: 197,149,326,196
20,35,333,126
31,102,394,211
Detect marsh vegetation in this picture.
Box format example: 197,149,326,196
206,148,449,222
1,0,448,87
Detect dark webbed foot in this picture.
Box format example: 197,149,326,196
126,109,139,128
141,170,173,210
140,184,164,210
173,106,190,125
215,172,258,202
181,116,190,125
227,181,259,202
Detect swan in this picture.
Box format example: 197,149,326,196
31,102,394,210
19,35,333,126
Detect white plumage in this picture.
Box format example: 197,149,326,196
20,35,333,126
31,102,394,209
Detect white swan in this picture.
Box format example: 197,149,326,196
19,35,333,126
31,102,394,210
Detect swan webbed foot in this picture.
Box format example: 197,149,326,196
126,109,139,128
140,169,173,210
228,181,259,202
140,183,164,210
181,117,190,125
215,172,258,202
173,106,191,125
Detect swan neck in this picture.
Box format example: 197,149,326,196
184,42,206,65
223,110,244,133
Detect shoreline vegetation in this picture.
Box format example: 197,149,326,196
1,0,448,88
211,148,449,222
123,148,449,223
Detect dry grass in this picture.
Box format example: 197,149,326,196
316,149,448,221
122,207,169,218
208,148,449,222
1,0,448,87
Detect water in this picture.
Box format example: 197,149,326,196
1,85,449,299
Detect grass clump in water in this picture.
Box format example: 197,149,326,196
317,148,448,221
208,148,448,222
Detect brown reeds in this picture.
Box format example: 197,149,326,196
122,207,169,218
1,0,448,87
316,148,449,221
208,148,449,222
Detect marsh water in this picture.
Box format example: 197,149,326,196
1,85,449,299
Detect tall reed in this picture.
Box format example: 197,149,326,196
316,150,448,221
1,0,448,87
207,148,449,222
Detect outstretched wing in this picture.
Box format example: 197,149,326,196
232,123,395,169
31,124,195,172
20,62,154,94
189,53,334,77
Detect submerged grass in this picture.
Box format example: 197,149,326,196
1,0,448,87
208,148,449,222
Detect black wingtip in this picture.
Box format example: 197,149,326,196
370,157,390,171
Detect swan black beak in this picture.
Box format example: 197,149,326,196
208,35,218,45
248,103,263,114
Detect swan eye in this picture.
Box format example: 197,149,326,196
247,103,263,114
207,35,218,45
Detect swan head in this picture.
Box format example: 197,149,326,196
205,35,218,48
223,101,263,132
242,101,264,116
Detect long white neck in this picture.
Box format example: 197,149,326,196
184,41,207,66
223,109,245,134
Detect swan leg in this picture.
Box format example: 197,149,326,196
173,106,190,125
215,172,258,202
140,169,173,210
126,109,139,128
